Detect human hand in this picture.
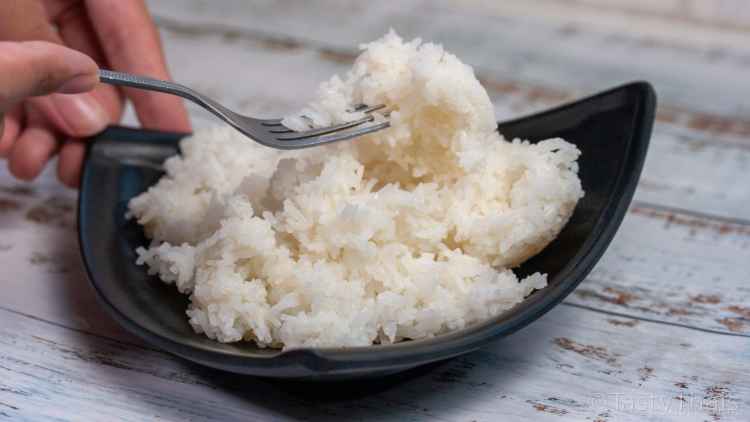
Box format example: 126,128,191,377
0,0,191,188
0,41,100,150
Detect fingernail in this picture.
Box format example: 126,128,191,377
51,93,109,135
58,73,99,94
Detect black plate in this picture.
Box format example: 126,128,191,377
79,81,656,380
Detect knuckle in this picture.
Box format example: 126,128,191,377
34,70,58,94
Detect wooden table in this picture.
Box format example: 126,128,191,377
1,1,748,420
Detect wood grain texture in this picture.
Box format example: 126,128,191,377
1,294,748,422
0,1,748,421
145,0,750,118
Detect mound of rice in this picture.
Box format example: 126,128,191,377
128,30,584,349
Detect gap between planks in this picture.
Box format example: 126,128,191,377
632,200,750,228
0,305,161,356
562,302,750,339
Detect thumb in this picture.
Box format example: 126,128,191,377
0,41,99,112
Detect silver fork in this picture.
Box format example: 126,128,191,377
99,70,390,149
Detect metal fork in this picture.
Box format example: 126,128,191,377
99,70,390,149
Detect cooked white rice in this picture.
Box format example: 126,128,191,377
128,30,584,349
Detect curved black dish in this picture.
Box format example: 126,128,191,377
79,81,656,379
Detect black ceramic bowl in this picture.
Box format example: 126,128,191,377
79,81,655,380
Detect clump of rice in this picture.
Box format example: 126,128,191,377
128,30,584,349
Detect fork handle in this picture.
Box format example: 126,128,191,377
99,69,191,98
99,69,235,122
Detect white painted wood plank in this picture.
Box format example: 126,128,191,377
0,173,136,342
1,297,747,422
145,0,750,119
570,203,750,335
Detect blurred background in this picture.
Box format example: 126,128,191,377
137,0,749,220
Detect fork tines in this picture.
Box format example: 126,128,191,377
264,103,390,141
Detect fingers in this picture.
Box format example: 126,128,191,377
0,39,107,187
0,1,114,187
0,108,23,157
0,41,100,109
0,1,57,41
85,0,191,132
8,104,59,181
27,93,110,138
0,2,112,139
0,40,108,138
57,140,86,188
8,126,58,181
52,1,124,123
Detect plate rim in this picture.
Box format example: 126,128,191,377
78,81,656,375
